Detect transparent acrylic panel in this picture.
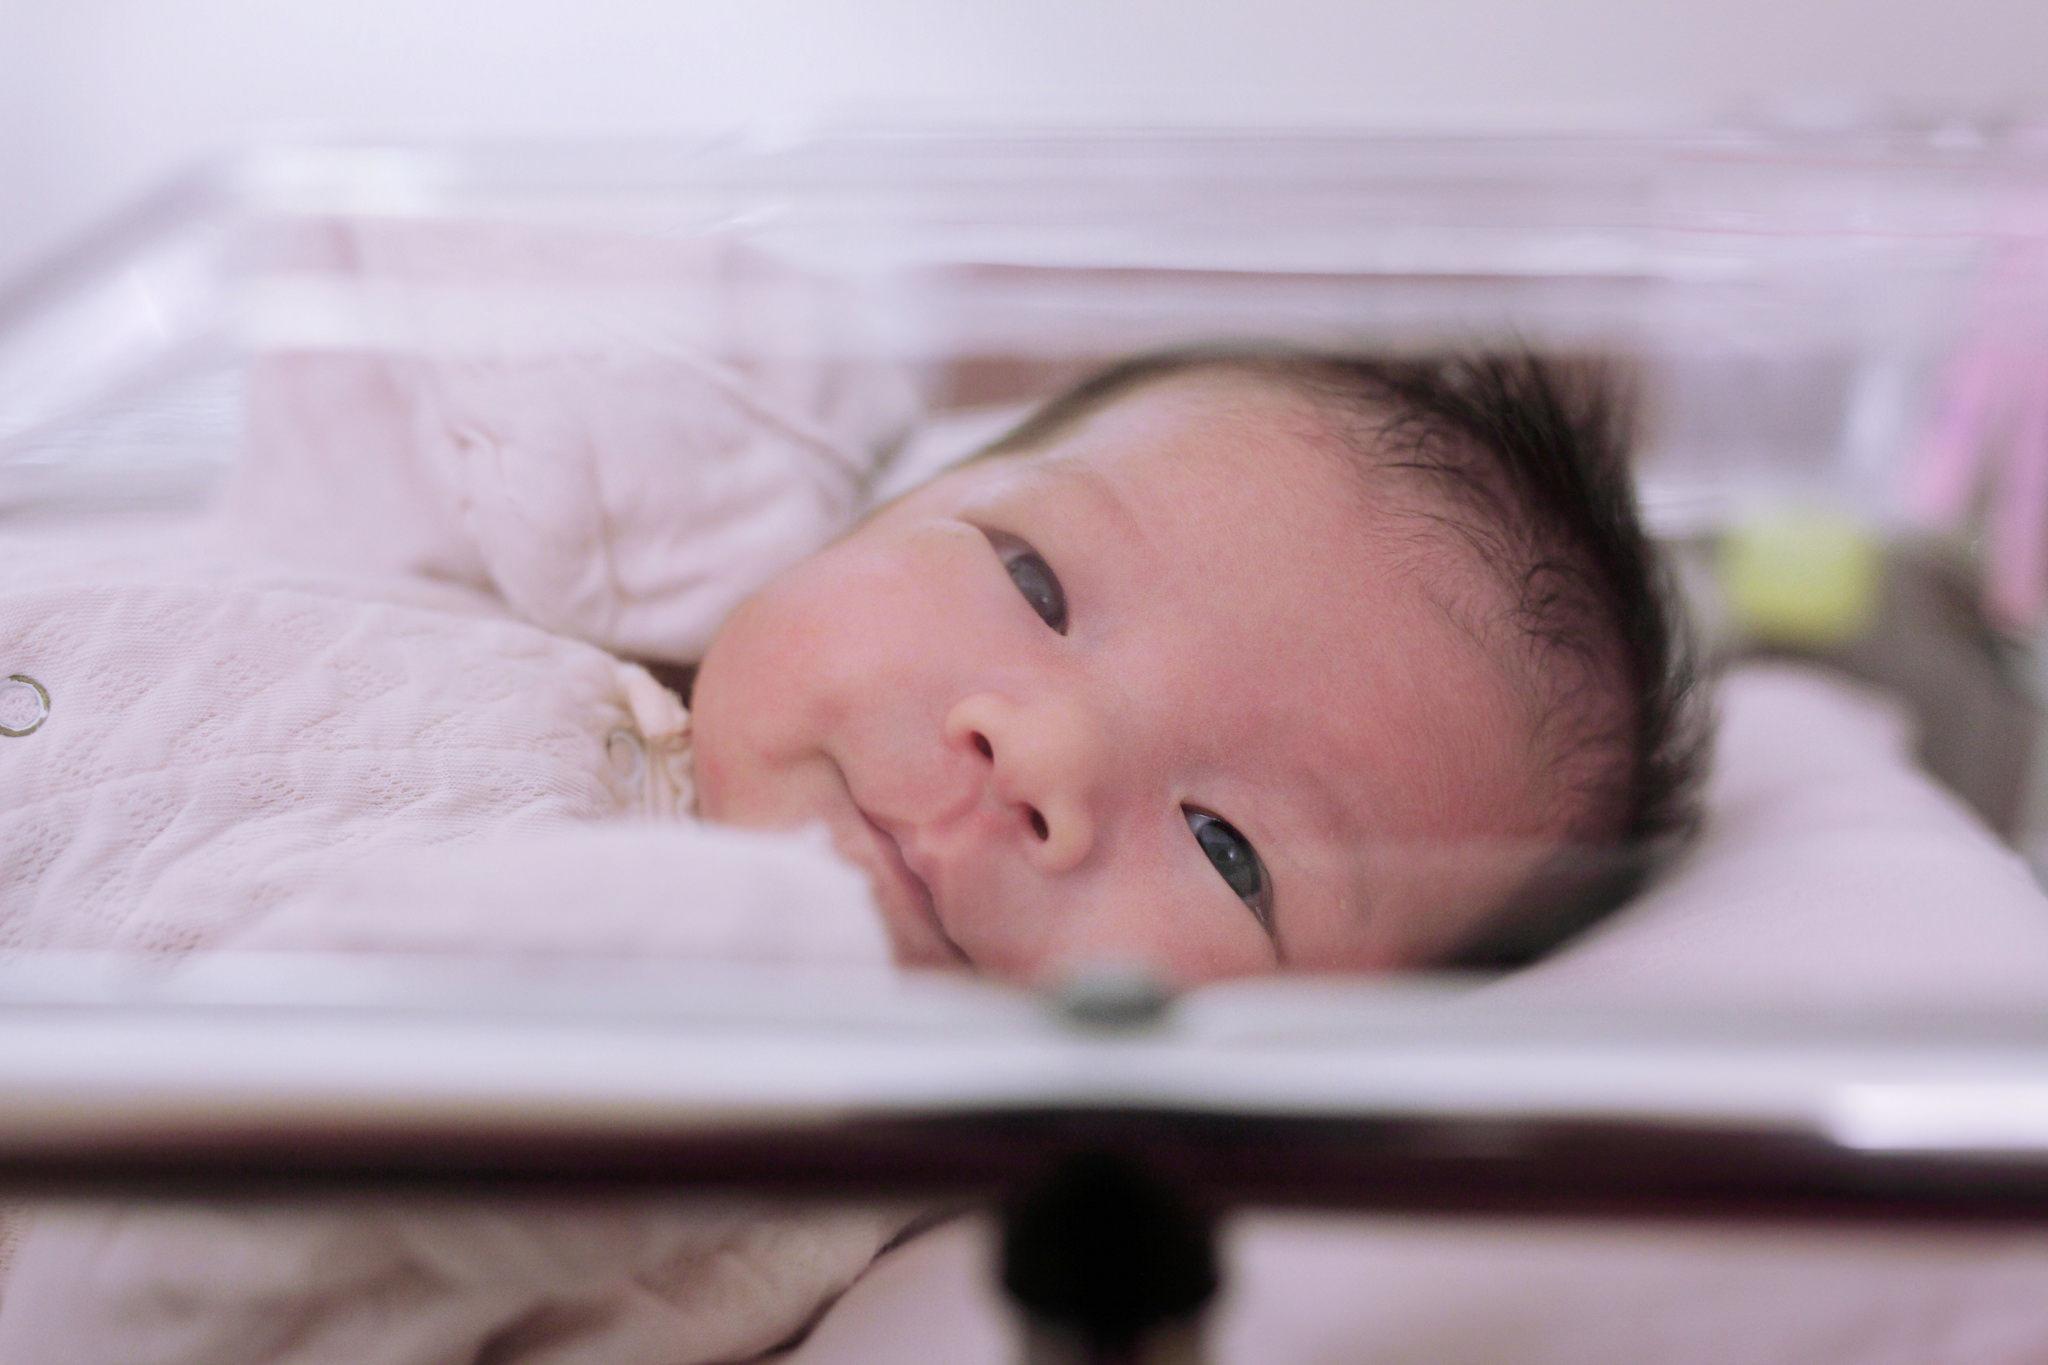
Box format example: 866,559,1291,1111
5,129,2048,1362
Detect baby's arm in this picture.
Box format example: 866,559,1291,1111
0,823,906,1364
220,820,892,962
221,217,916,660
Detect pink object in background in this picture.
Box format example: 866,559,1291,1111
1905,193,2048,629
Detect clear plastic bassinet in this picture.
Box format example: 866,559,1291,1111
5,128,2048,1364
10,129,2048,822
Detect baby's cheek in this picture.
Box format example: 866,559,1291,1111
781,552,940,664
1035,885,1278,989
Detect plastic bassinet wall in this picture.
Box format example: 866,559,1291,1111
6,127,2048,843
2,128,2045,516
9,133,2048,1365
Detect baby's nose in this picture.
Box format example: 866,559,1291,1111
944,693,1098,874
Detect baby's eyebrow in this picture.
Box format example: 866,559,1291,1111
1047,460,1150,550
1277,763,1376,938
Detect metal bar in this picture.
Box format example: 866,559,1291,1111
0,973,2044,1223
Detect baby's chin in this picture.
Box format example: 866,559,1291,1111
696,746,968,970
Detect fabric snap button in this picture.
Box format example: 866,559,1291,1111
0,675,49,738
606,727,645,782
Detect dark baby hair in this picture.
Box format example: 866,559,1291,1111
979,344,1707,970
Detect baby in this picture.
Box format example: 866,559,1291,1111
0,336,1700,1364
693,345,1701,983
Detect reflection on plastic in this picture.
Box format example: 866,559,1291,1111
1830,1081,2048,1153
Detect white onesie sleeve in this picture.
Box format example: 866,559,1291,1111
0,823,911,1365
219,217,918,661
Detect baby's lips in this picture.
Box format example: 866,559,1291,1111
834,806,963,969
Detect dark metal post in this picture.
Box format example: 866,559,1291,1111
1000,1149,1219,1365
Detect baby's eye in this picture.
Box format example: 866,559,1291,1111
1184,808,1272,931
985,530,1068,634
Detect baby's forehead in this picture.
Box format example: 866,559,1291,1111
1021,369,1535,712
1082,365,1356,448
1022,366,1382,514
1049,365,1560,762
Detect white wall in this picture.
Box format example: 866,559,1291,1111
5,0,2048,284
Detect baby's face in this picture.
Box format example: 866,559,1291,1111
691,374,1565,984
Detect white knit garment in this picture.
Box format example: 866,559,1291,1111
2,538,685,955
0,216,920,1360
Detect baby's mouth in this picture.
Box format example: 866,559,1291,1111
849,800,972,968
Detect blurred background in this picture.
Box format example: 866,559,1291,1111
6,0,2048,286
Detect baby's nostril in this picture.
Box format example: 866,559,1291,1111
972,732,993,760
1027,808,1049,841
